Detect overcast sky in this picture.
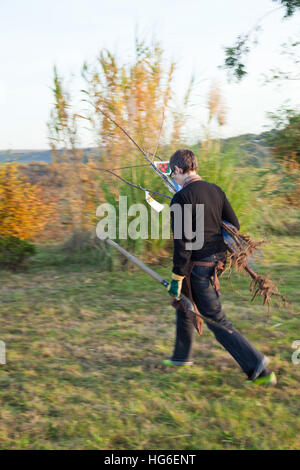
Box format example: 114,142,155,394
1,0,299,150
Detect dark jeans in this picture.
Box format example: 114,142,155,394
171,252,265,378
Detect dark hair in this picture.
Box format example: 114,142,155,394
169,149,198,174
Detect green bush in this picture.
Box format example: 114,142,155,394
0,236,36,270
59,230,114,271
191,145,262,233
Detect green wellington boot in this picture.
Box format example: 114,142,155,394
162,359,193,366
248,371,277,386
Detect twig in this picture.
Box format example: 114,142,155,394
152,111,165,163
94,166,171,200
94,105,176,193
109,164,151,171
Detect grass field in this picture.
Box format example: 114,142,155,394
0,236,299,449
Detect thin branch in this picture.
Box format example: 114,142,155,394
152,111,165,163
94,166,171,200
246,4,284,37
146,151,163,161
94,105,176,193
109,163,151,171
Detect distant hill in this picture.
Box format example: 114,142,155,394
0,148,100,164
0,131,276,167
0,149,53,164
219,130,275,167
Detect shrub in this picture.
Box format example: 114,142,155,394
0,163,56,240
60,230,114,270
0,236,36,271
193,145,262,233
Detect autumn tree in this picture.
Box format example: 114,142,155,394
0,163,55,240
82,40,172,151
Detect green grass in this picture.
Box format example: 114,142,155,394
0,236,299,449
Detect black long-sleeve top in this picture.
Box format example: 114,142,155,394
170,179,240,276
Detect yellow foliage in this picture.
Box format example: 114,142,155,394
83,40,179,165
0,163,56,240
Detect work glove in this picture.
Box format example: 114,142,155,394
167,273,185,300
